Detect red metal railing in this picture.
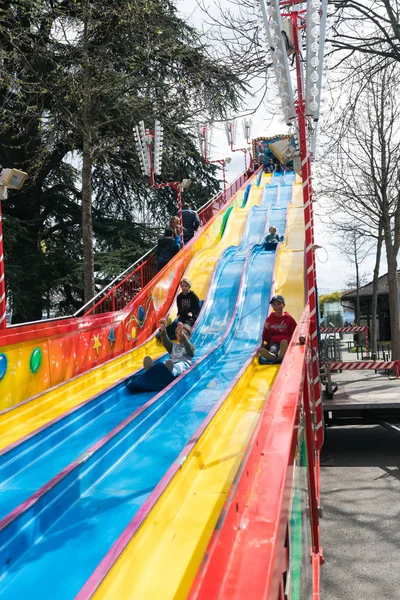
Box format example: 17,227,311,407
189,305,324,600
82,171,249,316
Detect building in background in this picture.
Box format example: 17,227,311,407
342,271,400,341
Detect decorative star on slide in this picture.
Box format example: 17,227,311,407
93,335,102,355
108,328,116,345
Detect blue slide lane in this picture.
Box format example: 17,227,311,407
0,181,282,523
0,181,293,598
0,182,273,522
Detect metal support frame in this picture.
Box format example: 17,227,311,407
207,159,228,200
198,124,230,199
291,9,323,450
258,0,324,447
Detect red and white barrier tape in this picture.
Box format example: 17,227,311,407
321,326,367,333
328,360,399,375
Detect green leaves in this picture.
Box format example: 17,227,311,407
1,0,245,321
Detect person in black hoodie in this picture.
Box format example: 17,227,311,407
165,278,201,339
156,228,180,272
176,278,200,325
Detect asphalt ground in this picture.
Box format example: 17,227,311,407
320,371,400,600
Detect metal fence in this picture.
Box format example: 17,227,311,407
320,337,343,362
345,342,392,361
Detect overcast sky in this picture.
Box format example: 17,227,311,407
175,0,387,293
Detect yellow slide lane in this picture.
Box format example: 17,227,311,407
92,362,279,600
167,180,266,325
90,177,305,600
190,182,264,301
0,179,264,450
273,179,305,321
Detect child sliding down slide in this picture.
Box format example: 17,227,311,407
125,319,196,392
144,318,195,377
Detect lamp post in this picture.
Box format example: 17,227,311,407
243,119,254,169
149,177,191,247
206,157,231,200
134,120,191,246
243,118,252,145
197,124,231,199
225,121,249,170
0,168,28,330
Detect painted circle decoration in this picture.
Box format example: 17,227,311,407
138,305,145,323
0,354,7,381
30,347,43,374
131,327,137,342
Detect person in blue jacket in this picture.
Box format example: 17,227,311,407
181,204,200,245
156,228,180,272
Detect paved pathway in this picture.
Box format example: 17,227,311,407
323,368,400,409
320,369,400,599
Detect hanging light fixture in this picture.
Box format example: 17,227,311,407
260,0,296,126
133,125,149,176
138,120,151,175
305,0,328,120
242,118,252,144
153,120,164,176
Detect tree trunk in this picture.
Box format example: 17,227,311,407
371,229,383,359
386,247,400,360
354,241,361,325
9,190,44,324
382,203,400,360
82,131,94,304
81,0,95,304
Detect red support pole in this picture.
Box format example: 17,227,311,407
229,122,247,171
249,149,254,169
140,265,144,290
303,365,321,555
174,184,184,247
293,12,323,449
0,200,7,330
221,161,227,200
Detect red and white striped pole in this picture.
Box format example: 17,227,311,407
199,125,229,200
207,159,227,200
0,199,6,330
293,12,323,449
228,123,247,170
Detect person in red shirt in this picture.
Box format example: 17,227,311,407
258,294,297,364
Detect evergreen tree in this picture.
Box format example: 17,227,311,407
0,0,246,322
